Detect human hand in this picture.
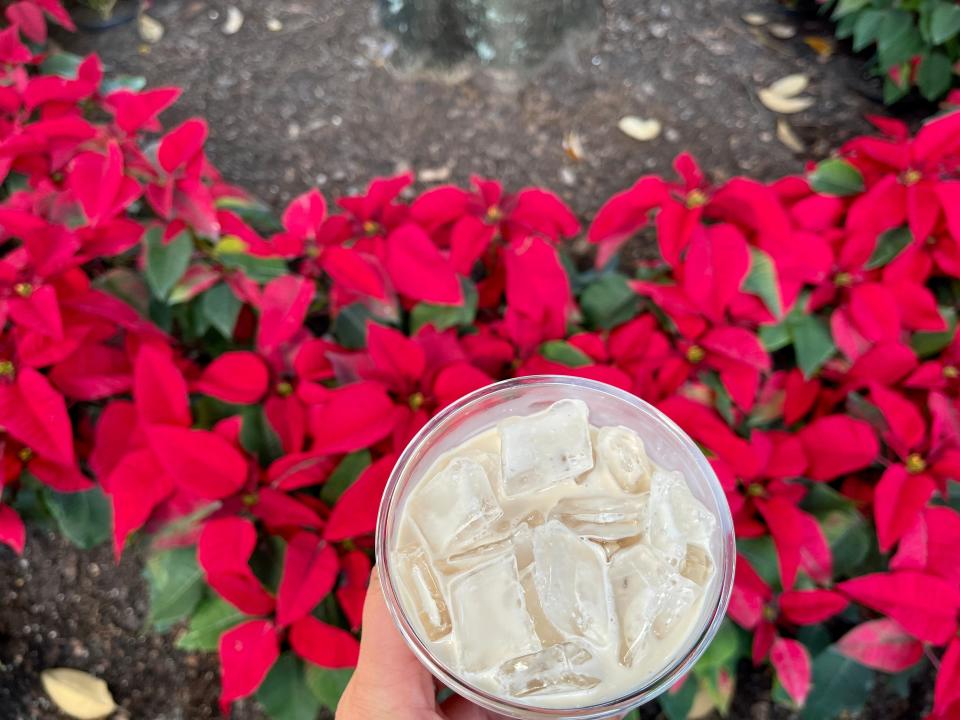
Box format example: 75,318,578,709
336,568,511,720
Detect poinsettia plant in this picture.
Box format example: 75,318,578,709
1,6,960,719
821,0,960,104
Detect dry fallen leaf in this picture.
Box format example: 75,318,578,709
804,35,835,60
41,668,117,720
137,13,164,43
688,683,716,719
222,5,244,35
618,116,662,142
777,118,806,153
417,165,452,183
742,12,768,26
759,88,815,114
767,73,810,99
563,130,586,162
768,22,797,39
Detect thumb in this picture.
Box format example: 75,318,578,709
338,567,438,718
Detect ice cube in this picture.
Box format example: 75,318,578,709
437,535,514,575
653,573,700,639
511,512,545,571
449,553,540,672
681,544,715,586
520,566,566,646
648,474,687,569
655,470,717,547
597,425,653,493
396,545,452,641
499,399,594,497
609,543,673,666
496,642,601,698
410,455,504,556
531,520,610,645
549,494,649,541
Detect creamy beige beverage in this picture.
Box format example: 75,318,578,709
391,399,719,709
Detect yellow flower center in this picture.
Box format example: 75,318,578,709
762,605,777,622
409,391,425,410
13,282,33,298
902,169,922,186
275,381,294,397
242,493,258,507
305,244,320,259
747,483,765,497
0,360,14,378
944,365,959,379
17,447,32,463
362,220,380,236
906,453,927,474
686,189,708,209
834,272,853,287
485,206,503,223
686,345,705,363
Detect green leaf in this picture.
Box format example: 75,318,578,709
743,247,783,318
877,13,923,69
321,450,372,505
911,306,956,357
802,483,856,516
865,226,912,268
833,0,869,18
821,509,873,578
305,666,354,710
701,372,735,425
257,653,321,720
176,595,247,651
759,320,792,352
853,9,885,51
145,228,194,300
100,74,147,94
737,536,780,589
217,251,289,283
788,312,836,378
216,195,284,234
40,52,83,77
43,487,111,550
239,405,285,466
410,278,478,333
932,1,960,44
657,676,698,720
332,303,373,350
883,74,911,105
201,282,243,339
797,624,834,656
918,52,954,101
540,340,592,368
809,159,865,196
580,273,638,330
694,619,741,672
145,548,204,632
800,648,875,720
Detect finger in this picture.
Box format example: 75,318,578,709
441,694,514,720
341,567,437,715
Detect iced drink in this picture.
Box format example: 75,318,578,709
381,383,728,714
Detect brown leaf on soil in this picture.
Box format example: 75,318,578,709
41,668,117,720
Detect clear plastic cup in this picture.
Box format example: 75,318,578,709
375,375,735,719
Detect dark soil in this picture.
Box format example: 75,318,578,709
1,0,935,718
58,0,883,214
0,529,263,720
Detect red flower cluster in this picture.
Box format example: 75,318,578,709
1,7,960,717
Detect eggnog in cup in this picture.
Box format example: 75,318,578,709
377,377,734,719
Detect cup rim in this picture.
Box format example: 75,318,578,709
375,375,736,719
